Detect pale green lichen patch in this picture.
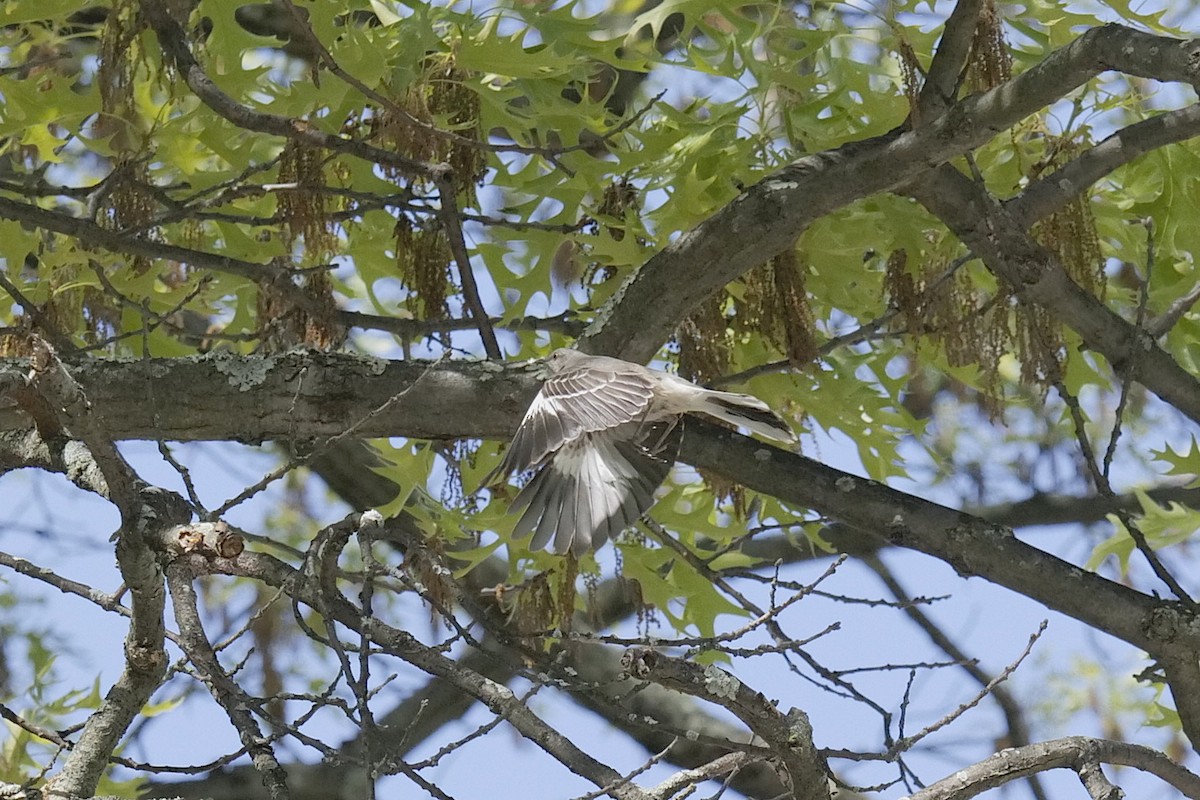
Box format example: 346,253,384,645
703,664,740,700
210,352,277,391
359,355,388,376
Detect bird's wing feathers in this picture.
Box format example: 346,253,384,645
488,365,655,482
510,421,681,555
488,351,793,555
545,367,655,435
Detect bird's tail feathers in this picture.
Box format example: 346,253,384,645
699,391,796,444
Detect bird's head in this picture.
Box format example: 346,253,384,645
543,348,587,374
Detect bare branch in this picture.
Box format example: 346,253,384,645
172,541,653,800
907,737,1200,800
43,510,177,798
863,556,1048,800
647,752,753,800
918,0,985,113
888,621,1046,756
621,648,830,800
166,561,289,798
0,550,129,617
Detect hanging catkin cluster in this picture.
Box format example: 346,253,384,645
393,216,453,321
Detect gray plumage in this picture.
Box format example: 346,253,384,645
486,349,796,555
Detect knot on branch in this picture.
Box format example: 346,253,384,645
785,708,814,749
125,641,167,674
136,485,193,530
164,522,245,560
1142,603,1199,645
621,646,658,679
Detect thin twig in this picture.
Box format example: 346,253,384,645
1102,218,1153,481
435,175,502,359
887,621,1047,757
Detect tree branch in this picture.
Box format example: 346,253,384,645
918,0,985,114
907,736,1200,800
0,196,279,285
0,353,537,443
973,484,1200,528
434,175,502,359
166,561,290,799
621,647,830,800
138,1,443,179
3,340,192,798
170,544,652,800
40,489,179,798
0,195,582,346
675,419,1176,654
862,555,1048,800
1011,103,1200,227
1,354,1190,651
581,24,1200,361
909,164,1200,426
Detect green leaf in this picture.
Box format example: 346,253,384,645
1153,437,1200,487
369,0,405,27
369,440,437,518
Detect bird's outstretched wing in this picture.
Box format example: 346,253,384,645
485,363,656,483
509,420,682,555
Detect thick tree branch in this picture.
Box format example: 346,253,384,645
581,24,1200,361
910,164,1200,426
0,353,536,443
1,354,1190,653
1011,103,1200,227
907,736,1200,800
675,420,1180,655
18,337,137,510
0,427,110,497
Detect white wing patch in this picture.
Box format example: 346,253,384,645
488,359,683,554
509,421,680,555
487,365,656,483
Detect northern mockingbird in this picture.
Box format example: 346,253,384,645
485,349,796,555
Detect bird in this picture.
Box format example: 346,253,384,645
484,348,796,556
